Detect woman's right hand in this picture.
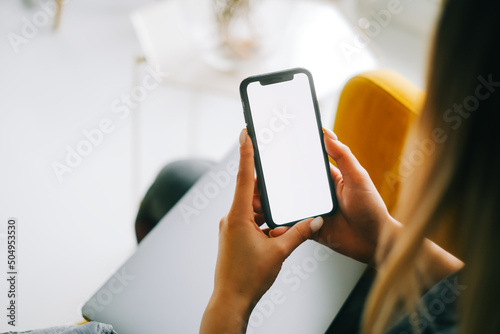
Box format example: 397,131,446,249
313,128,397,265
320,129,463,280
254,128,397,266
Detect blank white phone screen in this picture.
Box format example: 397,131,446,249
247,72,333,225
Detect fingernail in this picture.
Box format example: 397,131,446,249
323,128,337,140
269,230,275,238
310,216,324,233
239,129,247,145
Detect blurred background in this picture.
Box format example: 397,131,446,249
0,0,439,331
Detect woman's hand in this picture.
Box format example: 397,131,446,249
315,128,396,265
253,128,396,266
200,130,323,334
320,129,463,284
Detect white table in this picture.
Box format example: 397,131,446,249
0,0,377,331
131,0,378,127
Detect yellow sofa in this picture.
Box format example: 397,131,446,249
333,69,425,213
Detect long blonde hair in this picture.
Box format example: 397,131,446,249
362,0,500,333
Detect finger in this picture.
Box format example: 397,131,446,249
254,178,260,195
253,179,263,213
323,134,367,183
329,163,344,194
277,217,324,254
254,212,266,226
269,226,290,238
322,127,338,140
229,129,255,218
253,193,263,214
261,228,271,237
329,162,342,182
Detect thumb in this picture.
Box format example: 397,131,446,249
229,129,255,219
277,217,324,253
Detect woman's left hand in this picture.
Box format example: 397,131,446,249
200,130,324,334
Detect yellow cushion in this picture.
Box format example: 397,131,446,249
333,69,425,213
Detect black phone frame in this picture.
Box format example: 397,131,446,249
239,67,337,228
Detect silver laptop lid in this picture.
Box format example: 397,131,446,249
82,145,365,333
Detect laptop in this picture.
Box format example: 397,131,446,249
82,145,366,333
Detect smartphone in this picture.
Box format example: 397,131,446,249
239,68,337,228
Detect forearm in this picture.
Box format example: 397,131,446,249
385,217,463,287
200,292,254,334
421,236,463,286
